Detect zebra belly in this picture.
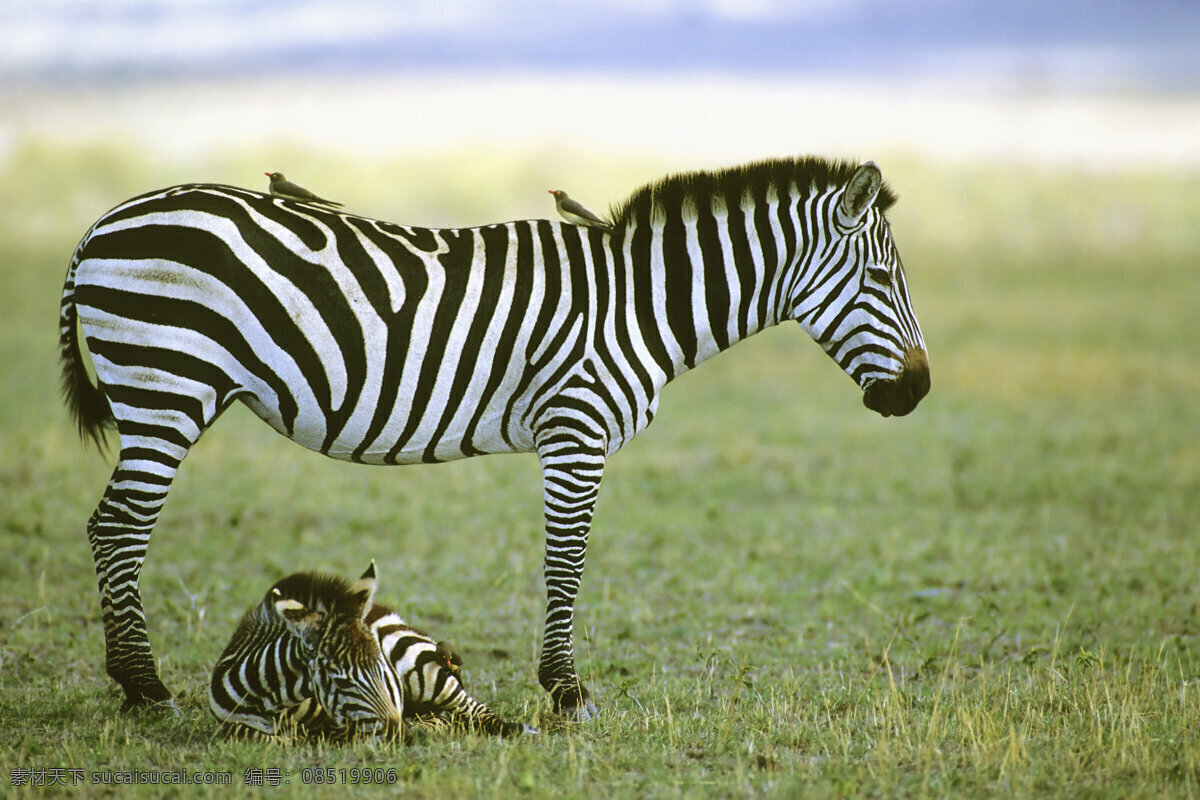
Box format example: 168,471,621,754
321,414,532,465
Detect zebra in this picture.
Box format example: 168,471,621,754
60,156,929,720
209,561,401,738
209,561,533,739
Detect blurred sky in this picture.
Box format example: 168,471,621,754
4,0,1199,86
1,0,1198,168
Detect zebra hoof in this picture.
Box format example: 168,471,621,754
120,697,183,718
558,699,599,722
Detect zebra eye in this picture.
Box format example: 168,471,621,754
866,265,891,284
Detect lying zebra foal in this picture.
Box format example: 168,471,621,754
209,561,535,740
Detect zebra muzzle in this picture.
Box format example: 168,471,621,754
862,347,930,418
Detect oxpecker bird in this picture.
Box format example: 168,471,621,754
549,189,611,231
265,172,343,207
436,641,464,682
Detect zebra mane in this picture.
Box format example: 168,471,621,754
607,156,897,229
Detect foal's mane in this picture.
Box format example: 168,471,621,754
268,571,353,611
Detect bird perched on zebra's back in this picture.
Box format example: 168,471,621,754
265,172,343,207
549,189,612,231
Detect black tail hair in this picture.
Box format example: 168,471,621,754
59,253,114,453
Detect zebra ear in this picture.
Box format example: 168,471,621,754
837,161,883,228
271,588,317,628
340,560,378,620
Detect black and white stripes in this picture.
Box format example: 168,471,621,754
209,562,530,739
209,562,401,738
63,156,929,717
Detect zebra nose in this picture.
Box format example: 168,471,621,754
862,347,930,417
904,347,930,404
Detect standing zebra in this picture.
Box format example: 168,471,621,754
210,561,533,739
60,156,929,719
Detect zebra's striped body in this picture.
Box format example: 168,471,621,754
210,562,530,739
369,610,530,735
62,156,929,717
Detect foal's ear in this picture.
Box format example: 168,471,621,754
271,588,317,629
340,560,378,620
837,161,883,228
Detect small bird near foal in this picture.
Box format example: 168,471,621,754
61,155,929,720
209,561,534,740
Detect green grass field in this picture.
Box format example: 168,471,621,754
1,142,1198,798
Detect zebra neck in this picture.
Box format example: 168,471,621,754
273,637,315,706
243,621,313,707
633,206,789,381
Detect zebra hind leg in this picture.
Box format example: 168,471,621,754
437,679,539,737
88,433,193,712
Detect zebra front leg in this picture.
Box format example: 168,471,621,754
536,432,605,720
88,450,183,712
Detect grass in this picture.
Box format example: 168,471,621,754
1,139,1199,798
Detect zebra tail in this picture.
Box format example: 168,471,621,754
59,244,114,452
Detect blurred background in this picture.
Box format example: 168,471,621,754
3,0,1198,226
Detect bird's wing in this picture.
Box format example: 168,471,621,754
276,180,319,199
562,197,607,225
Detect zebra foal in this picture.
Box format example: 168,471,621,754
210,561,533,739
62,155,929,719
